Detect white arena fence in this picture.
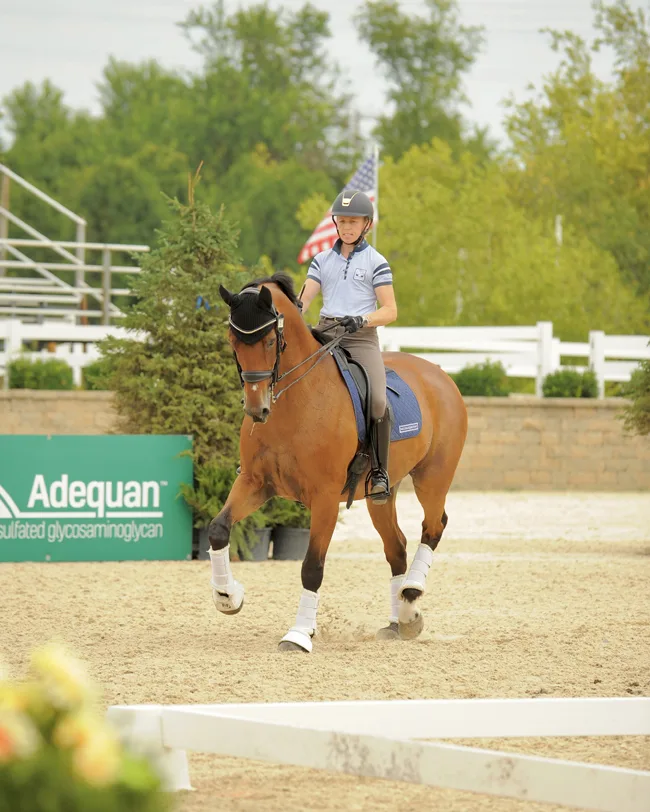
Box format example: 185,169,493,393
106,697,650,811
0,318,647,396
0,320,143,389
378,323,650,398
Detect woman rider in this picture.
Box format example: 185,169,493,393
298,189,398,504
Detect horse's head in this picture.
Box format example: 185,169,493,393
219,282,287,424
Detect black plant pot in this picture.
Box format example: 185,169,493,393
271,527,310,560
243,527,272,561
197,527,271,561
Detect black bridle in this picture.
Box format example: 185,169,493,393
230,290,345,403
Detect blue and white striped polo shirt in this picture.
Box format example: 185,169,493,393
306,239,393,318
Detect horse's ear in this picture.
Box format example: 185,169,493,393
219,284,234,306
258,285,273,309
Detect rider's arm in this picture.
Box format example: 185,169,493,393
365,284,397,328
298,278,321,313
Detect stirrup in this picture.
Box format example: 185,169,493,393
365,469,390,503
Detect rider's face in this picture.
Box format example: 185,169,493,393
335,216,369,244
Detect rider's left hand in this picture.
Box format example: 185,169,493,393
340,315,364,333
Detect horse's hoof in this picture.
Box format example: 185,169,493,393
398,612,424,641
279,628,313,653
212,582,245,615
278,640,309,653
375,622,400,641
219,598,244,616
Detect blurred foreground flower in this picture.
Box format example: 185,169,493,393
31,643,94,711
0,710,40,762
0,644,170,812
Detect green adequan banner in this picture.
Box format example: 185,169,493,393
0,436,193,562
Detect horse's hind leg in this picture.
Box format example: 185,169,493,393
397,459,452,639
366,487,409,641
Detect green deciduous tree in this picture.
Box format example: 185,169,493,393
379,140,647,338
216,145,335,267
354,0,490,160
180,1,358,178
503,0,650,295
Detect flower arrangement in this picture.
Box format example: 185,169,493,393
0,644,169,812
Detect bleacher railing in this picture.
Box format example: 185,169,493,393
0,163,149,324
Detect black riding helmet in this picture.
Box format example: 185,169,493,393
331,189,374,246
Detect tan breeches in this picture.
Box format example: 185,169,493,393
316,318,387,420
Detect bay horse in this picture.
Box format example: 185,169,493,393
209,272,467,652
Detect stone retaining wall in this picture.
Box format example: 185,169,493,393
1,391,648,490
452,397,649,491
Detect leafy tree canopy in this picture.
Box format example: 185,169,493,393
379,139,648,338
503,0,650,294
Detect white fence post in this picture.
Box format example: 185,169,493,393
589,330,605,399
551,337,561,374
536,321,554,397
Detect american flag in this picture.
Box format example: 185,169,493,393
297,154,377,264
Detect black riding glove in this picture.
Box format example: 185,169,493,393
340,315,365,333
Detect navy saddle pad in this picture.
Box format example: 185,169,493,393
332,352,422,444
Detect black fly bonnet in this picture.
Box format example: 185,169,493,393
219,276,343,404
219,284,286,388
226,286,282,345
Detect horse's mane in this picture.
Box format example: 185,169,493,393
240,272,298,305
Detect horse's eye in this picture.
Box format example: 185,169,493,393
267,338,276,348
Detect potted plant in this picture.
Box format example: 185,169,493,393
261,498,311,560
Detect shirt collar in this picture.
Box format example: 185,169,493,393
332,238,370,256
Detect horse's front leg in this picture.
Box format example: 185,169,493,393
278,496,340,653
208,474,264,615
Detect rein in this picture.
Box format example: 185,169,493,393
272,327,344,402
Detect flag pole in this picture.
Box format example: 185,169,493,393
371,142,379,248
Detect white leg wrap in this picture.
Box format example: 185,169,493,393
389,575,405,624
209,546,244,614
281,589,320,653
398,543,434,598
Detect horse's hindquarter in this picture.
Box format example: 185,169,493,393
383,351,468,469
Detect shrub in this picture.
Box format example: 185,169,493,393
0,644,167,812
451,361,511,397
99,180,258,557
82,358,114,391
262,498,311,529
8,357,74,390
542,368,598,398
619,359,650,436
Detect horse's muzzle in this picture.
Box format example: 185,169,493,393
246,406,270,424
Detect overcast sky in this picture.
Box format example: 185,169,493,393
1,0,646,145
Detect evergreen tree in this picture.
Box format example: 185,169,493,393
621,358,650,436
100,174,258,553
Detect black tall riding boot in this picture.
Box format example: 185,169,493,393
366,409,391,504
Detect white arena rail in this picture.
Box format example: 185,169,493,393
1,318,647,398
107,697,650,811
590,332,650,398
0,319,142,389
379,323,555,396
